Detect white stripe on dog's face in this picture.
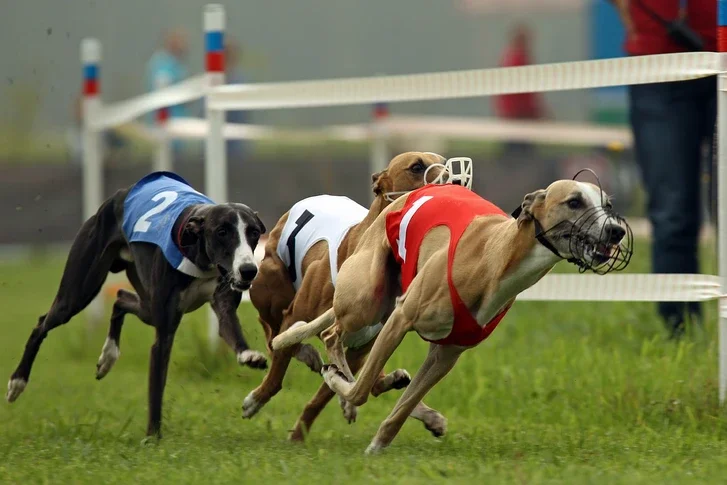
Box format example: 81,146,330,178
576,182,605,209
575,181,611,237
232,214,258,285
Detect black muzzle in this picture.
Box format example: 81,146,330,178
565,206,633,274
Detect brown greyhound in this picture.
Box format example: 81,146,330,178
244,152,472,440
274,175,633,452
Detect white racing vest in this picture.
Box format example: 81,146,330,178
277,195,368,290
276,195,382,349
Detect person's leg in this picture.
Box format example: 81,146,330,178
699,78,717,224
629,80,703,337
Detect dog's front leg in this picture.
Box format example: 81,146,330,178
146,291,183,438
322,307,413,407
211,285,267,370
365,344,462,454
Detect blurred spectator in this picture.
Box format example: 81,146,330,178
145,28,190,118
224,38,251,162
493,24,547,121
493,24,548,159
612,0,716,339
145,29,191,159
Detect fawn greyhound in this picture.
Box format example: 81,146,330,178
273,172,632,452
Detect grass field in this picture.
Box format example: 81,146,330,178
1,240,726,484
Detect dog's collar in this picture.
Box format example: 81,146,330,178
511,206,579,265
382,190,409,203
175,211,193,260
174,211,219,278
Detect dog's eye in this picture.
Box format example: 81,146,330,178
248,229,260,239
567,199,581,210
216,228,228,238
409,161,425,174
604,201,613,211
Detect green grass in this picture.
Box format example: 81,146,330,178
0,240,725,484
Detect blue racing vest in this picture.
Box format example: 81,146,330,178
122,172,215,278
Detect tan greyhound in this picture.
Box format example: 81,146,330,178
245,152,473,440
273,175,632,453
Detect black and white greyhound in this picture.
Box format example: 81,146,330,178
5,172,268,437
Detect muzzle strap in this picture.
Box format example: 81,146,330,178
511,206,579,266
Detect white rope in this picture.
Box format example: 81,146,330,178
207,52,721,111
383,116,632,148
518,274,723,302
237,274,723,304
89,74,207,130
154,115,630,148
163,117,370,141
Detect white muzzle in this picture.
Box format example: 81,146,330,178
383,157,473,202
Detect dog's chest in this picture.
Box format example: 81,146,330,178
179,278,218,313
475,245,557,325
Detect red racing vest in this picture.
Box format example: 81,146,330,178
385,184,512,347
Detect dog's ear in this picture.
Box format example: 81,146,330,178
180,216,204,247
517,189,546,225
372,170,391,196
254,211,267,235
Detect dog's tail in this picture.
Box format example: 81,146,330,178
271,308,336,350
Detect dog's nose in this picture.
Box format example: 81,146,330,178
605,224,626,243
239,264,258,282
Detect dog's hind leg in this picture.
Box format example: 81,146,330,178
365,344,462,454
289,382,337,442
241,342,295,419
288,343,370,440
242,301,310,419
250,244,322,373
96,289,151,380
7,202,124,403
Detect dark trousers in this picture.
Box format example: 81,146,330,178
629,76,716,326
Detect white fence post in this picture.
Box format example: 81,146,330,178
153,75,173,172
81,38,105,326
204,4,227,349
717,3,727,404
369,102,389,202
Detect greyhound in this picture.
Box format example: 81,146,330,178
6,171,268,437
273,173,633,453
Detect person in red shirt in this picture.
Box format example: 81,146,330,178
493,24,546,120
493,24,548,161
613,0,715,339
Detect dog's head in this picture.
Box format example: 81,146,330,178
515,179,632,273
373,152,473,203
180,203,266,291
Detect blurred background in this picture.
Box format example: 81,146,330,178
0,0,680,249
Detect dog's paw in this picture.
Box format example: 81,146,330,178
364,439,386,455
295,343,323,373
338,395,358,424
424,413,448,438
6,378,27,403
237,350,268,370
95,337,120,380
388,369,411,390
242,391,263,419
321,364,351,382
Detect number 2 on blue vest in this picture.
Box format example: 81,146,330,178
133,191,179,233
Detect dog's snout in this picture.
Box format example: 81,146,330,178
239,264,258,282
605,224,626,243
